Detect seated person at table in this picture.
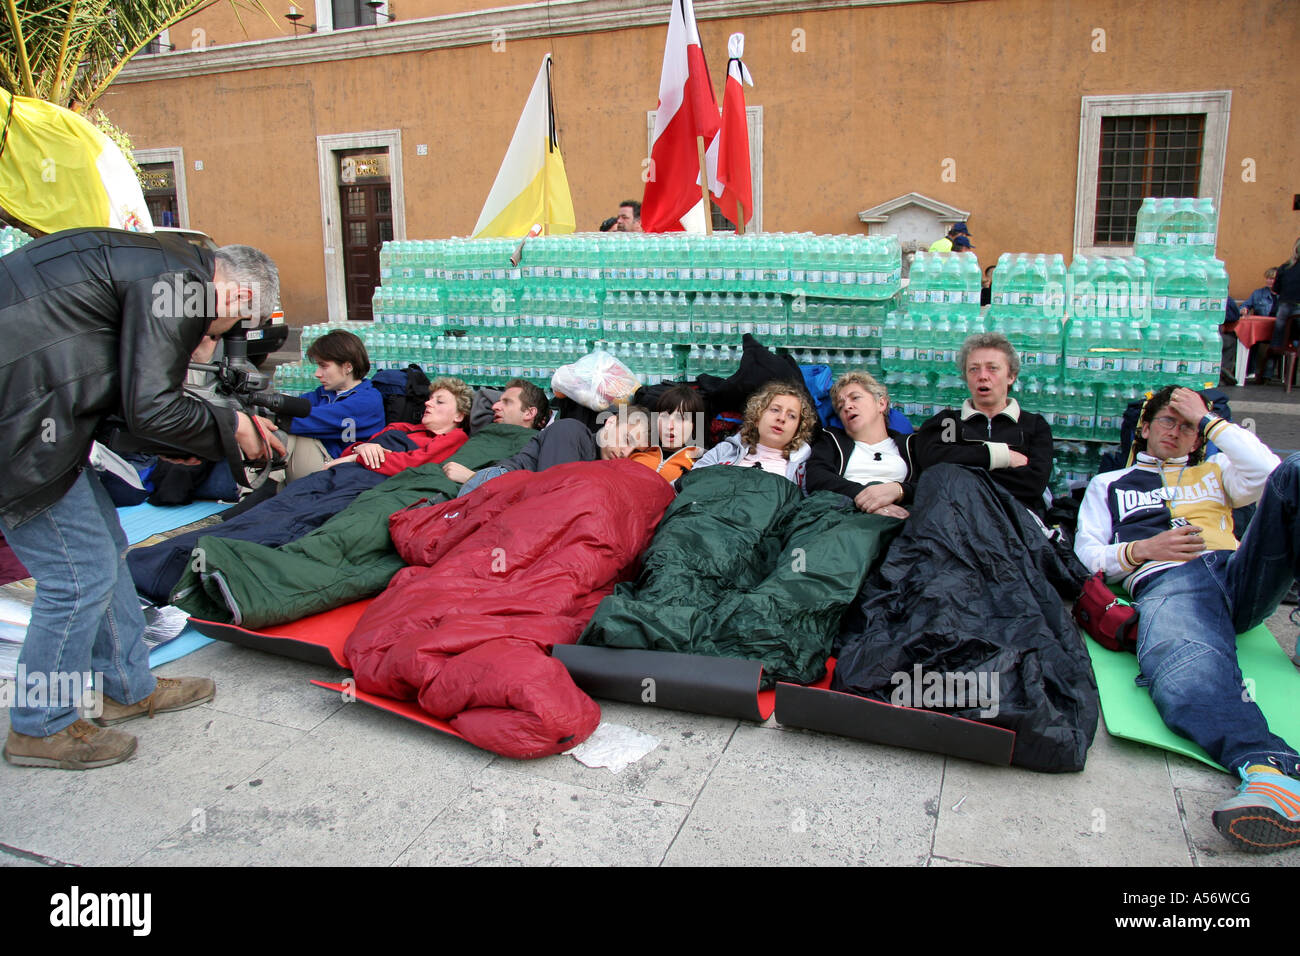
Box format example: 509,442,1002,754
1242,268,1280,319
1228,268,1277,384
264,330,387,483
456,405,653,496
325,377,471,475
912,332,1053,518
634,385,705,483
1075,385,1300,854
693,381,816,488
807,371,915,519
443,379,551,484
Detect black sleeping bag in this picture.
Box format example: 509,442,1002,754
832,463,1098,773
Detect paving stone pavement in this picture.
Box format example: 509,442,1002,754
0,603,1294,868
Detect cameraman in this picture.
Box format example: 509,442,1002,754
0,228,284,770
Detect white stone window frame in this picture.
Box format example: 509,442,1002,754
1074,90,1231,257
317,129,405,323
645,105,763,232
133,146,189,229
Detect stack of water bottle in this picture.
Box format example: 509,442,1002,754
885,252,984,369
0,225,33,256
359,232,907,389
601,232,902,299
986,253,1067,379
599,232,899,378
1048,442,1107,498
1134,198,1218,260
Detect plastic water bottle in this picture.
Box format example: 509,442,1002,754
909,252,930,316
1135,198,1159,259
1195,198,1217,258
1040,379,1060,430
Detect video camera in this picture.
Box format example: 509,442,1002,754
189,322,312,420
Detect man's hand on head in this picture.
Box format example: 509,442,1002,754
1167,387,1210,426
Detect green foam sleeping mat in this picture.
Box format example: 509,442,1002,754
1087,624,1300,772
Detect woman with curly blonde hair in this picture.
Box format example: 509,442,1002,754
693,381,816,489
326,376,472,475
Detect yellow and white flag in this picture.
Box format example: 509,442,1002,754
0,89,152,234
472,54,576,238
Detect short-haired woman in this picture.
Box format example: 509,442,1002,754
806,371,916,519
328,377,472,475
911,331,1054,517
279,330,386,482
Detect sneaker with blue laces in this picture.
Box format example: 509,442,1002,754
1212,767,1300,853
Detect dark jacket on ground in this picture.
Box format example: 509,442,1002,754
911,399,1054,517
0,228,239,526
806,426,919,505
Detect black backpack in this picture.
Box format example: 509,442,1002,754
372,365,431,425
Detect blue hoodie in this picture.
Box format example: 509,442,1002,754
287,379,387,457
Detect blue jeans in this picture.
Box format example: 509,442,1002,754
1263,300,1298,378
0,469,156,737
1133,452,1300,776
1268,300,1297,349
457,465,510,498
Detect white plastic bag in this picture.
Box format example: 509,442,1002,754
551,349,642,411
564,721,660,774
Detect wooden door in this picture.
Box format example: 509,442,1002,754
340,183,393,321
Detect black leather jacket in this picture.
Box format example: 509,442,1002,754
0,228,240,526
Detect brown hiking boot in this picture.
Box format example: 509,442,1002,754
4,719,137,770
94,676,216,727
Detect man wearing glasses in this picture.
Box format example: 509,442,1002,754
1076,385,1300,853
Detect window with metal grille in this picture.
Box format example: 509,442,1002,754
1093,114,1204,245
331,0,377,29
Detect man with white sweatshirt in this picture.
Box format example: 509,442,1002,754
1076,385,1300,854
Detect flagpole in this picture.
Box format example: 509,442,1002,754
736,200,745,235
696,135,712,235
544,54,554,237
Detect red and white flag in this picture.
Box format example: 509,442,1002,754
713,33,754,229
641,0,720,233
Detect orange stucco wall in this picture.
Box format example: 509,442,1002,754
104,0,1300,323
171,0,508,46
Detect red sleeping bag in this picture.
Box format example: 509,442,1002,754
344,459,675,759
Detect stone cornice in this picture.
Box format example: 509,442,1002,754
116,0,926,83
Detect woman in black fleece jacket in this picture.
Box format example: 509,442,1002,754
806,371,917,518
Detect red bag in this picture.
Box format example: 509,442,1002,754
1073,572,1139,653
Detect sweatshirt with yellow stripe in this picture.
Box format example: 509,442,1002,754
1075,417,1280,595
